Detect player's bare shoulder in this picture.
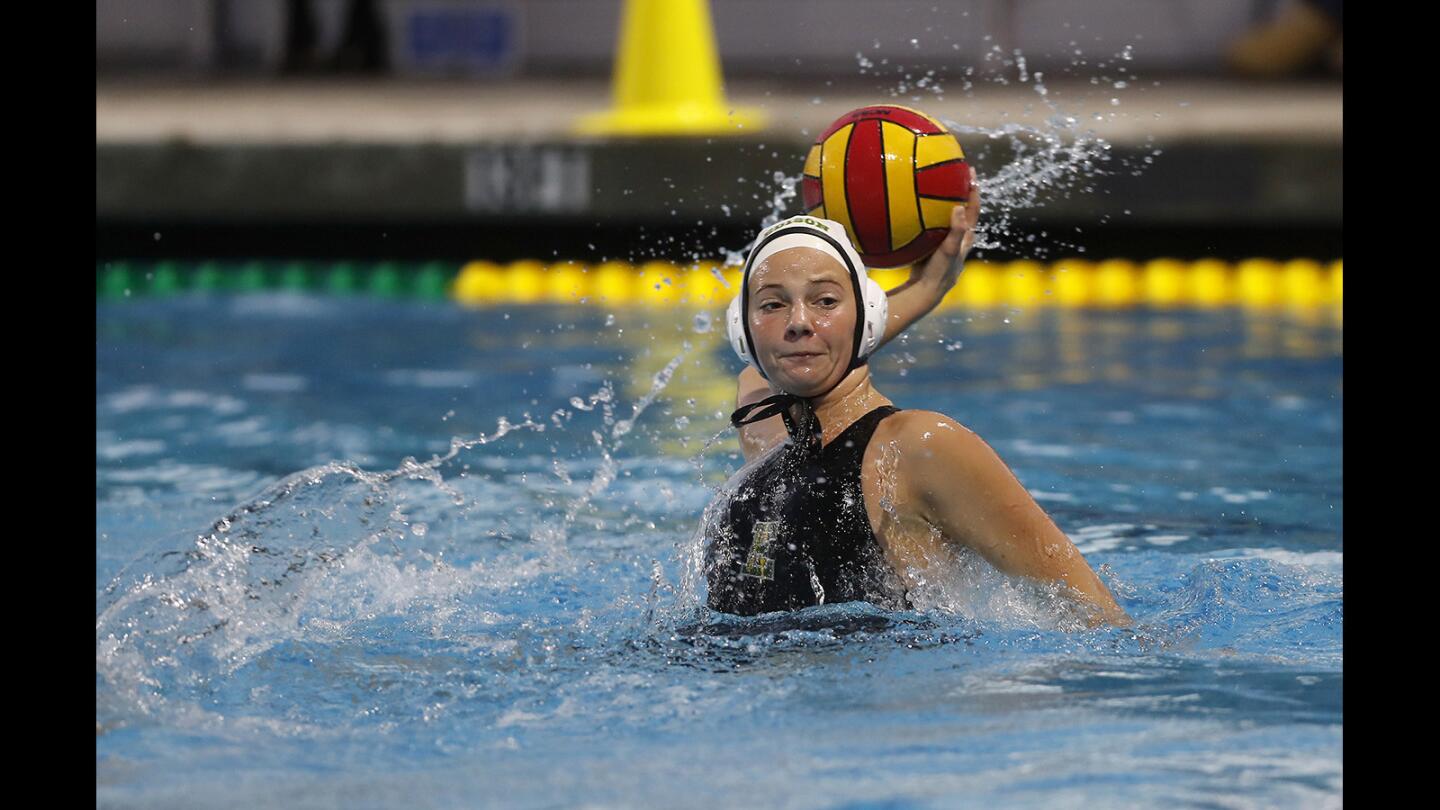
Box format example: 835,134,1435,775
869,409,996,501
862,410,976,518
873,409,979,456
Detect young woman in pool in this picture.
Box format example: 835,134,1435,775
704,183,1130,627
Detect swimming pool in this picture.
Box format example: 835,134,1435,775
97,294,1342,808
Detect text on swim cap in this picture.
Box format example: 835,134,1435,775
759,216,832,241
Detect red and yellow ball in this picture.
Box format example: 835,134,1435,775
801,105,971,267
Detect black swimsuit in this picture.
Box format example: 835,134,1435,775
704,405,913,616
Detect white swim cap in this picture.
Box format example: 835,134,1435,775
726,215,888,378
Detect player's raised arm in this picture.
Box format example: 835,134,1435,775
874,168,981,349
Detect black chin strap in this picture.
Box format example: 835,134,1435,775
730,354,874,457
730,392,822,456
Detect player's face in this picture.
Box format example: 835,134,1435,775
747,247,857,397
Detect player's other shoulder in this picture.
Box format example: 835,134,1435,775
874,409,983,458
873,410,1003,508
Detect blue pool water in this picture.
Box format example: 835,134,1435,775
97,294,1342,808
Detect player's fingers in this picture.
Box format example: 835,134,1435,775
951,202,967,233
929,204,963,259
964,167,980,229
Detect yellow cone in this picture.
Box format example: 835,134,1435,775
577,0,765,136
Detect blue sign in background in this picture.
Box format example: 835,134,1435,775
407,6,517,71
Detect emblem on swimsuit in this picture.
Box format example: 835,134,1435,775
743,520,779,581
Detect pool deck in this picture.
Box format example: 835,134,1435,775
96,78,1341,226
98,77,1339,145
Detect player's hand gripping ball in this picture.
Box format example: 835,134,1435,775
801,105,972,267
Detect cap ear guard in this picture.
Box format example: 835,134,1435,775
859,275,888,360
726,291,752,365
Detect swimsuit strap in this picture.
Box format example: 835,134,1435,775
822,405,901,456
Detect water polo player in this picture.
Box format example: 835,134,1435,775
703,193,1131,627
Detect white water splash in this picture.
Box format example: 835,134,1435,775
97,348,693,729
